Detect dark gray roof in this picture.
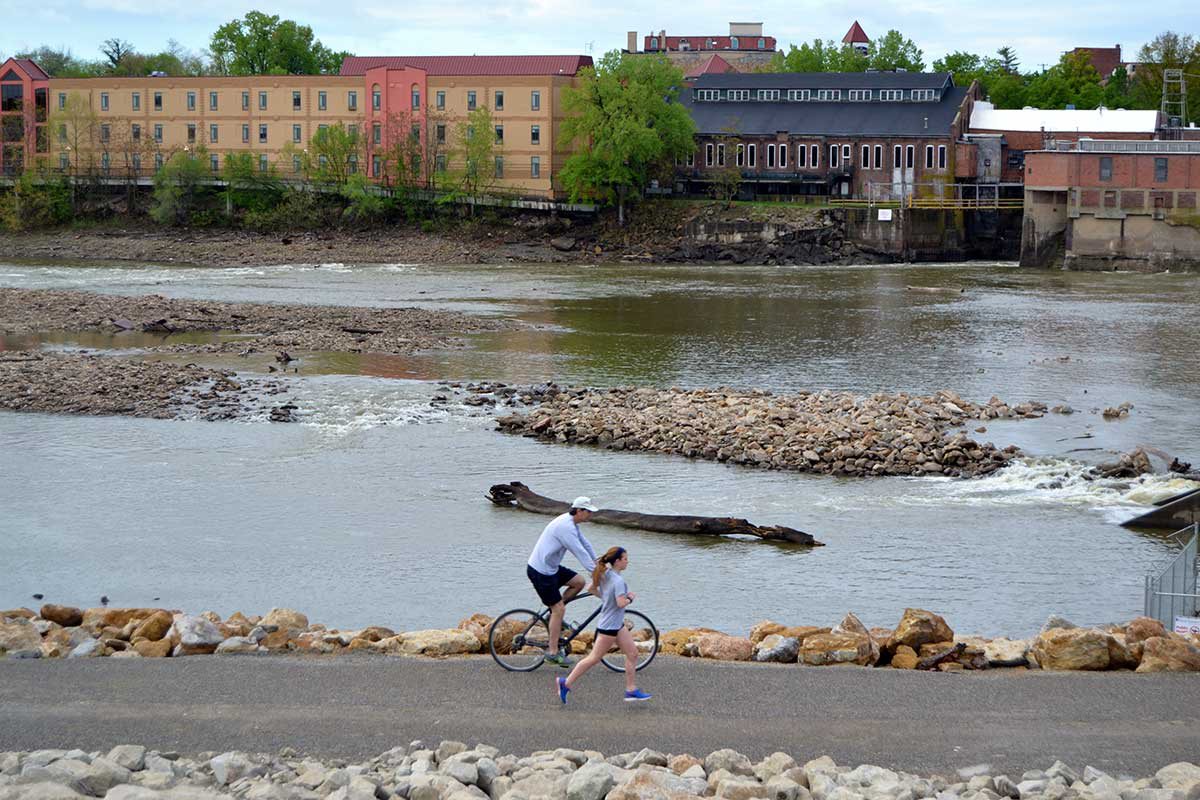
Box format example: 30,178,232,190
691,71,954,90
682,85,969,138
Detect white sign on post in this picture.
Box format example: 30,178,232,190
1174,616,1200,635
877,209,893,222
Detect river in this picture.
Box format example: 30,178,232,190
2,260,1198,637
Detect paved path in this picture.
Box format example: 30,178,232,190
1,656,1198,776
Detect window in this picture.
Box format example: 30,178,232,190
58,92,66,110
132,154,140,172
100,124,110,143
101,152,109,172
717,143,725,166
880,90,903,101
411,124,419,141
731,37,740,49
1155,157,1168,182
436,153,446,172
680,40,691,51
531,90,540,110
747,144,756,168
436,91,445,110
467,91,476,110
60,154,69,170
736,144,744,167
787,89,810,101
131,123,141,141
154,124,163,142
132,92,140,111
58,124,66,142
293,155,301,173
874,144,883,170
912,89,937,101
100,92,109,111
862,145,870,168
810,144,818,167
938,145,947,170
210,91,218,111
242,124,249,143
757,89,780,101
727,89,750,101
372,155,381,177
894,145,902,167
466,125,474,141
779,142,787,168
209,124,218,143
649,37,659,50
293,124,302,143
293,91,301,111
242,91,250,111
905,145,915,169
1099,157,1113,181
348,155,358,175
766,143,775,168
319,154,328,169
370,86,380,111
436,123,446,144
696,89,720,101
318,91,327,111
494,90,503,111
259,154,268,173
210,154,219,173
495,156,503,178
531,124,540,145
154,92,162,111
925,145,934,169
256,91,266,110
347,91,357,111
796,142,807,168
531,157,541,179
816,89,841,101
372,123,381,145
495,124,503,144
187,124,196,144
705,143,714,167
187,91,195,111
412,87,420,110
848,90,872,101
155,153,163,170
259,124,268,144
829,144,838,168
842,144,851,165
758,38,765,49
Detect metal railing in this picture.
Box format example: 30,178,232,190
1077,139,1200,154
1144,523,1199,627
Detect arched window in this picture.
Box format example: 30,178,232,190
411,84,420,110
758,38,765,49
649,37,659,50
730,37,739,49
371,84,381,111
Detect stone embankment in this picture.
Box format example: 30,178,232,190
3,605,1198,673
2,740,1200,800
0,352,291,420
496,387,1045,478
1,288,512,356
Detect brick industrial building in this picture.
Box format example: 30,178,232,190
626,23,777,73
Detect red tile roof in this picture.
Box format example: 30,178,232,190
340,55,593,77
843,21,870,45
686,54,735,79
2,57,49,80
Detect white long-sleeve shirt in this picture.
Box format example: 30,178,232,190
528,513,597,576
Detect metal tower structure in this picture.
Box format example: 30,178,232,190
1161,68,1186,126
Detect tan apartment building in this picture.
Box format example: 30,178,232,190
2,55,593,200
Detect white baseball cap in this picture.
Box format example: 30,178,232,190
572,496,599,512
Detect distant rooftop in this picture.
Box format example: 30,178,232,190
970,100,1159,133
339,55,593,77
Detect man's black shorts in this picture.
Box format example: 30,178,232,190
527,564,578,606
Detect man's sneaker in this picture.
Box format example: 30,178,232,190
544,652,573,668
556,676,570,704
624,688,652,702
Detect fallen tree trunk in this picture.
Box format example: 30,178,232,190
486,481,822,546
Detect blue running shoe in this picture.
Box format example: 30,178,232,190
624,688,652,702
557,676,570,704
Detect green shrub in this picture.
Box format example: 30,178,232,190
243,189,332,232
150,148,211,226
0,173,73,231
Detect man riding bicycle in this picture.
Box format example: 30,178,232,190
526,496,599,667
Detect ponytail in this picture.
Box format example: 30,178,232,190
592,546,626,594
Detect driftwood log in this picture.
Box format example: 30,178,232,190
487,481,822,546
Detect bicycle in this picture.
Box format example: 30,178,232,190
488,592,659,673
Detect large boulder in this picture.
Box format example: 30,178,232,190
261,608,309,631
133,639,172,658
887,609,953,651
40,605,83,627
705,750,754,778
748,622,829,645
695,634,754,661
833,612,879,666
80,608,164,631
890,645,919,669
170,615,224,656
983,638,1029,667
1029,628,1111,670
131,611,174,643
457,614,493,648
1125,616,1168,644
398,630,480,657
1136,636,1200,672
799,633,874,666
0,618,43,654
753,635,799,663
660,628,722,656
1106,633,1139,670
1155,763,1200,792
566,761,621,800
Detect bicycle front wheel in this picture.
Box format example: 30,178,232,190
600,610,659,673
489,609,550,672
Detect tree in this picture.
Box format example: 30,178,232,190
100,39,134,71
451,105,500,204
708,130,742,206
868,30,925,72
209,11,348,75
560,51,696,225
1131,31,1200,123
222,151,283,215
996,46,1020,74
1024,50,1104,109
932,51,982,83
49,92,99,179
150,146,211,225
295,122,363,188
13,47,103,78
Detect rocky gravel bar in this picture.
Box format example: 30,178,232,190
0,352,291,420
496,387,1047,478
1,739,1199,800
0,288,512,356
4,605,1199,673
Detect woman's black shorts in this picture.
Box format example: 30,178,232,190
526,564,577,606
595,627,622,637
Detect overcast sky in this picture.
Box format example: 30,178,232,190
3,0,1198,73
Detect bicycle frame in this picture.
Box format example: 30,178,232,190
537,591,604,651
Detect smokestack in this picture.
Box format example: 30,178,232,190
628,31,637,53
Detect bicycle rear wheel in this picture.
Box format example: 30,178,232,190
489,609,551,672
600,610,659,673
